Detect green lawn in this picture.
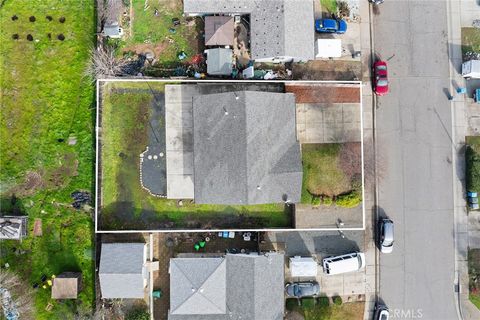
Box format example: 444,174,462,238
462,27,480,59
119,0,199,65
0,0,95,318
320,0,338,14
302,144,351,199
469,249,480,310
301,143,362,207
287,298,365,320
99,82,289,230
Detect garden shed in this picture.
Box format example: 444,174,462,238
51,272,82,299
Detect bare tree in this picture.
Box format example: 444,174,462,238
84,45,129,80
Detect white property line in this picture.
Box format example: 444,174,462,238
94,79,365,233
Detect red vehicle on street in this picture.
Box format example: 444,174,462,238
373,60,389,95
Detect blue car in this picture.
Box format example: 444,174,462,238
315,18,347,34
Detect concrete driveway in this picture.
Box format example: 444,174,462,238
266,231,366,298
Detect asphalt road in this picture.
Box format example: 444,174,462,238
373,1,457,319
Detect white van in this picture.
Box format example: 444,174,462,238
322,252,365,275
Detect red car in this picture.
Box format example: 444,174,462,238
373,61,389,95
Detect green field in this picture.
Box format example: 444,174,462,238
0,0,95,318
99,82,289,230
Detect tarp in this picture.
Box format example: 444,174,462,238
316,39,342,58
290,256,317,277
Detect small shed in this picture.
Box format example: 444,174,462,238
205,16,234,46
290,256,318,277
103,22,124,38
316,39,342,59
52,272,82,299
205,48,233,76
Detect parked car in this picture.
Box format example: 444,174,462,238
370,0,385,4
285,281,320,298
315,18,347,34
322,252,365,275
373,60,389,95
378,218,394,253
374,304,390,320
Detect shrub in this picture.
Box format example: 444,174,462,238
301,297,315,309
333,296,343,305
466,144,480,193
335,191,362,208
317,296,330,307
126,308,150,320
286,298,299,311
323,196,333,206
312,196,321,206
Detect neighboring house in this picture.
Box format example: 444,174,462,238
0,216,27,240
51,272,82,300
99,243,147,299
183,0,315,62
205,48,233,76
168,253,285,320
103,22,124,38
165,86,303,205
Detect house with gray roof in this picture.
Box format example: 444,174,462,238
165,85,303,205
99,243,147,299
183,0,315,62
192,91,302,205
168,253,285,320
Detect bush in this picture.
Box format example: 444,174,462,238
312,196,321,206
286,298,299,311
317,296,330,307
301,297,316,309
333,296,343,305
126,308,150,320
466,144,480,193
323,196,333,206
335,191,362,208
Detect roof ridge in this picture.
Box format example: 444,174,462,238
171,258,226,314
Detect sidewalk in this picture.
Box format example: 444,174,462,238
448,0,480,319
358,0,377,319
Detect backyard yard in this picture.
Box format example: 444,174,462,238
301,143,362,208
99,82,290,230
107,0,202,75
0,0,96,318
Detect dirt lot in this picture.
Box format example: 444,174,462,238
292,60,362,81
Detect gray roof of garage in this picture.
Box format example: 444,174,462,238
99,243,145,299
183,0,314,61
168,253,285,320
192,91,302,205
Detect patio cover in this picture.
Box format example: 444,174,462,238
205,16,234,46
290,256,318,277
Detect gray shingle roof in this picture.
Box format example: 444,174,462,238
183,0,314,61
192,91,302,205
99,243,146,299
168,253,285,320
